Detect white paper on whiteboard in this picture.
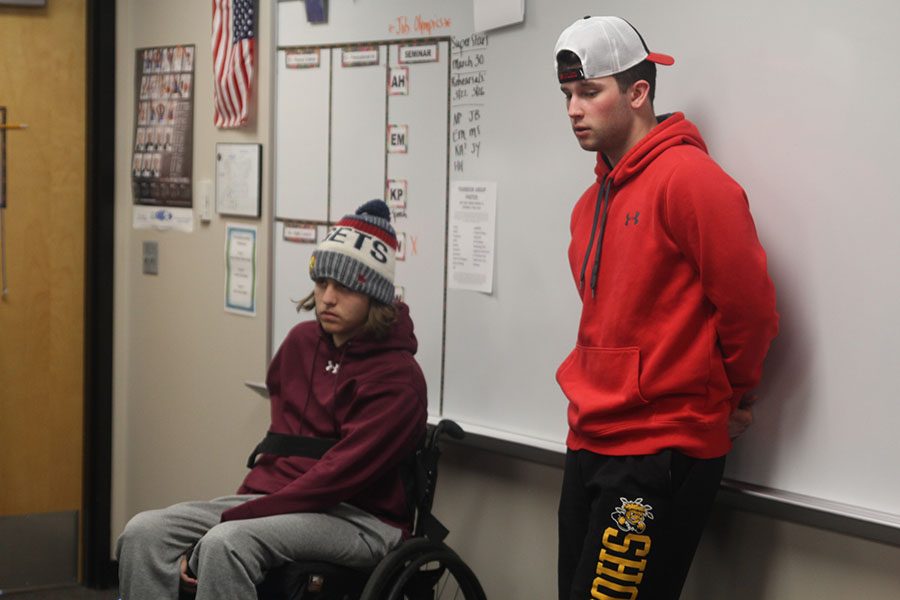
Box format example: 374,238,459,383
448,181,497,294
473,0,524,32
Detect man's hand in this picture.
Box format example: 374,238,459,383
729,393,757,439
180,554,198,589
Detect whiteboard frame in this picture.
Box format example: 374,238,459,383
432,416,900,547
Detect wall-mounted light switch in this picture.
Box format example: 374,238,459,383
198,179,213,223
142,240,159,275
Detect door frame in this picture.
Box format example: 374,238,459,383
83,0,115,587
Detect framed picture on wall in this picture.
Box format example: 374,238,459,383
215,143,262,218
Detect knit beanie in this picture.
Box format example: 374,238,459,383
309,199,397,304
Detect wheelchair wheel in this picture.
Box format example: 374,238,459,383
360,538,486,600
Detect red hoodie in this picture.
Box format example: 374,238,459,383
221,303,427,536
556,113,778,459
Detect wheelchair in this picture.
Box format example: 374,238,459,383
182,419,486,600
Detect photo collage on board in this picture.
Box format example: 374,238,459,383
132,45,195,207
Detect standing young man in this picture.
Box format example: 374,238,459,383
117,200,427,599
553,17,779,599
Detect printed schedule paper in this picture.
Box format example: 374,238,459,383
448,181,496,294
225,223,257,315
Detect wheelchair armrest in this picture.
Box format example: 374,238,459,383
428,419,465,450
435,419,465,441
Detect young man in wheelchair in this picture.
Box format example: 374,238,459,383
117,200,428,600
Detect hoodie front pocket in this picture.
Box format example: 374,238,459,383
556,345,648,432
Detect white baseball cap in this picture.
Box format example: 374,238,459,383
555,16,674,83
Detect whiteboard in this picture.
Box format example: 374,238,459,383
271,221,322,353
274,49,330,221
330,45,388,220
274,11,457,416
274,0,900,523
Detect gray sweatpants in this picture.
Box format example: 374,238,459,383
116,495,402,600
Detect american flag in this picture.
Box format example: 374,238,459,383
212,0,256,128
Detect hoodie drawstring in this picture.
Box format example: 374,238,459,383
590,177,614,296
579,178,604,293
301,336,323,433
578,176,613,297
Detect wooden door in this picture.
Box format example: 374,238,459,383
0,0,87,590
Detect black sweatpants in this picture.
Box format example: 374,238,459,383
558,449,725,600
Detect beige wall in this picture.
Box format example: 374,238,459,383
112,2,900,599
112,0,274,535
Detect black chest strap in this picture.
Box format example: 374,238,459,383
246,432,339,468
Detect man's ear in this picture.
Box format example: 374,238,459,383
630,80,651,109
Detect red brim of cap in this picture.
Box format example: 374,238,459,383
647,52,675,66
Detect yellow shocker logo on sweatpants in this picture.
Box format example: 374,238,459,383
611,497,654,533
590,503,653,599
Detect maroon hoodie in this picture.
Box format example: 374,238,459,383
221,303,427,535
557,113,778,459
